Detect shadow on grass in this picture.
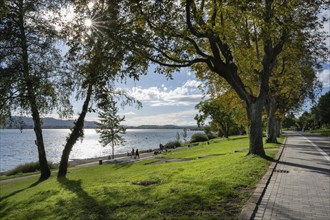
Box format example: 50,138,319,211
111,162,134,170
228,136,249,141
160,181,244,219
0,179,43,201
57,177,110,219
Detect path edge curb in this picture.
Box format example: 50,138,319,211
238,136,288,220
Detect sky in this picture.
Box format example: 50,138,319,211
71,66,206,126
115,67,204,126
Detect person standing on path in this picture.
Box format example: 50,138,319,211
131,148,134,158
135,149,139,159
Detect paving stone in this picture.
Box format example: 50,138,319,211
253,131,330,220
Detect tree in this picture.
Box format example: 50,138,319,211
297,112,313,131
97,99,126,160
265,29,325,143
195,98,235,138
317,91,330,126
0,0,64,180
310,106,321,130
282,112,296,130
126,0,328,156
57,1,146,178
176,131,181,142
181,128,188,142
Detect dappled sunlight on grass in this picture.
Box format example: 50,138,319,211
0,136,281,219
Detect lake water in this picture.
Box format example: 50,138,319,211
0,129,198,172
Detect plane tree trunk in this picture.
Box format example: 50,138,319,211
266,96,278,143
246,98,266,156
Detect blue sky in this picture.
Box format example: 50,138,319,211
115,67,204,126
71,66,206,126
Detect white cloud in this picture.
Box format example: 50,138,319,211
124,109,198,126
183,80,201,88
317,69,330,88
127,79,204,107
118,112,137,116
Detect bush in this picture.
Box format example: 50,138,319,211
190,133,209,143
165,140,182,149
207,133,218,140
6,161,57,176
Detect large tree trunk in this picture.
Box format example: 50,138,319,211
266,96,278,143
246,99,266,156
275,119,281,137
219,123,229,138
31,102,51,181
19,3,50,181
57,84,93,178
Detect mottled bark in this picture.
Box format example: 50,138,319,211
246,99,266,156
266,96,278,143
275,119,281,137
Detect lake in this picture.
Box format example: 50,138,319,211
0,129,198,172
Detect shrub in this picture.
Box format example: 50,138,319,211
207,133,218,140
165,140,182,149
190,132,209,143
6,161,58,176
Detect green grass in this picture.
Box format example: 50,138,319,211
0,172,39,181
0,136,283,220
309,128,330,137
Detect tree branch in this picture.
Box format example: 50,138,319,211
184,36,210,58
148,56,208,68
186,0,207,38
211,0,217,27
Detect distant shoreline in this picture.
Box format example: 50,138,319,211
2,116,200,130
1,126,201,130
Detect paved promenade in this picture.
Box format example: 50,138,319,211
254,131,330,220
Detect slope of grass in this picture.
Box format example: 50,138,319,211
0,136,282,220
309,128,330,137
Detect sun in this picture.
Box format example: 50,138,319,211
84,18,93,28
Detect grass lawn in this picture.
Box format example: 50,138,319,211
0,172,40,181
309,128,330,137
0,136,283,220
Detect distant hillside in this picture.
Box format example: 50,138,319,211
2,117,199,130
3,116,97,129
129,125,199,130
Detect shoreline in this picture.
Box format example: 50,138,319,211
68,148,156,167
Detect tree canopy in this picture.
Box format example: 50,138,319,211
123,0,328,156
0,0,66,180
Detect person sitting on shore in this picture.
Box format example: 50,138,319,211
160,143,165,152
